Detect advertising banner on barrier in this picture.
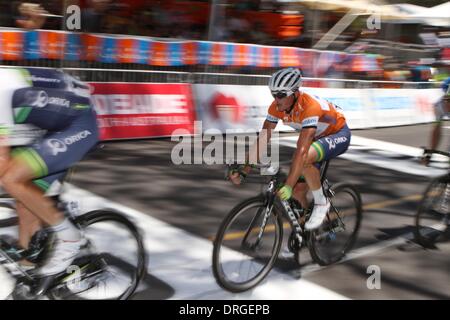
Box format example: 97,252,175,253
0,31,24,60
304,87,441,128
0,29,383,74
193,84,442,133
90,83,197,140
193,84,277,133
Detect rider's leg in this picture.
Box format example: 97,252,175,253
0,158,65,226
0,157,81,275
292,182,309,208
1,145,42,265
16,202,42,267
0,144,10,179
304,125,351,230
293,147,322,208
302,146,326,205
16,201,42,250
293,146,327,210
302,144,330,230
303,164,325,202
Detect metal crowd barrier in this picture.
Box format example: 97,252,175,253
0,63,441,89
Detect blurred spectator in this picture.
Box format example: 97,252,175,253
0,1,12,27
15,2,49,29
411,64,432,82
81,0,111,33
249,22,271,44
227,13,251,43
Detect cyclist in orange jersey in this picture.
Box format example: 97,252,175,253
229,68,351,230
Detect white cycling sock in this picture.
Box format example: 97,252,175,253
50,218,81,241
312,188,327,205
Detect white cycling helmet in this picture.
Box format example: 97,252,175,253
268,67,302,97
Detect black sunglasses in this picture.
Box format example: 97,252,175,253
271,91,289,99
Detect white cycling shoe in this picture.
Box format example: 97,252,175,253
36,237,82,276
305,200,330,231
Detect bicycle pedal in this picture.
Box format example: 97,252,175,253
0,236,26,261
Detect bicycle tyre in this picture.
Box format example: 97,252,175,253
414,174,450,248
307,183,362,266
48,210,147,300
212,196,283,293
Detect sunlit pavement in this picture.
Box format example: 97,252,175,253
1,124,449,299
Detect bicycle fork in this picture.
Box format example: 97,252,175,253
241,181,279,250
242,202,274,250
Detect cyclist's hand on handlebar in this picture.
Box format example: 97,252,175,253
277,185,293,201
229,171,244,185
227,164,251,185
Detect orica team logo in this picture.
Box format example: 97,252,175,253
47,139,67,156
47,130,92,156
325,136,348,150
26,90,49,108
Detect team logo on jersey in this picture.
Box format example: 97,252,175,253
30,75,62,84
302,117,318,127
47,130,92,156
24,90,70,108
47,139,67,155
48,97,70,108
325,136,348,150
25,90,49,108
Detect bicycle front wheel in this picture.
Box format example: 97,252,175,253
212,196,283,293
48,210,147,300
415,175,450,248
308,183,362,266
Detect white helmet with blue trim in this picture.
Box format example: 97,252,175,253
268,67,302,96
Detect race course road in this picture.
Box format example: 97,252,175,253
1,123,449,299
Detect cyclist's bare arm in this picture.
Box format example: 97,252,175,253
285,127,316,187
229,120,276,185
245,120,277,174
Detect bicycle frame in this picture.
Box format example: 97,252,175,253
244,160,333,252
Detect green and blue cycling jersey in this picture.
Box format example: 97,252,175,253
6,68,99,193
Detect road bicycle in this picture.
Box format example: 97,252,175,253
415,149,450,248
212,160,363,292
0,183,147,300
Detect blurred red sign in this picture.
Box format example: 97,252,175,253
90,83,197,140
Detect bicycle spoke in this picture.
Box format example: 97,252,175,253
416,178,450,247
308,183,362,266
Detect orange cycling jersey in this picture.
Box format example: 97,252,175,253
266,91,346,139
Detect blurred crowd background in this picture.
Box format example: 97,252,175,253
0,0,449,84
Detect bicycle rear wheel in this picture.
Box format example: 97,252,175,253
212,196,283,293
308,183,362,266
47,210,147,300
415,175,450,248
